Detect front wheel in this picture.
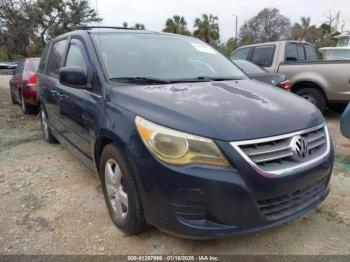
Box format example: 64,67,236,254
100,143,148,235
40,106,57,143
296,88,327,113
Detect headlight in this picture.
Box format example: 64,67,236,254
135,116,230,167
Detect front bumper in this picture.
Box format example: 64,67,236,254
131,139,333,239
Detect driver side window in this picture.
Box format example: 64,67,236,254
65,44,86,71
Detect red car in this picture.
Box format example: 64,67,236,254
9,57,40,114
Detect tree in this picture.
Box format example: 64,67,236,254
193,14,219,43
0,0,101,58
163,15,190,35
325,10,340,34
33,0,101,45
215,37,238,57
134,23,145,30
291,17,311,40
0,0,35,58
291,16,339,49
122,22,128,28
239,8,291,43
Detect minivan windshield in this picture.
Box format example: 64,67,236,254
91,32,247,83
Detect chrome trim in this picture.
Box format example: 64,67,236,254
254,152,293,164
230,123,331,177
247,145,291,157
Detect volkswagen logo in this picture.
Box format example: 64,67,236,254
290,136,309,161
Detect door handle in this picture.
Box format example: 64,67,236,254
50,89,68,99
57,93,69,99
50,90,59,96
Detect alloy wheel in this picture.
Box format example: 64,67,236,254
41,109,49,139
104,159,128,222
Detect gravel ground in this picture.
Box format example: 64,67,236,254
0,75,349,255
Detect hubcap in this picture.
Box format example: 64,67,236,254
41,109,49,139
301,94,316,105
105,159,128,221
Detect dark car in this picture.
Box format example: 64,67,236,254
341,103,350,138
9,57,40,114
38,27,333,239
232,59,291,90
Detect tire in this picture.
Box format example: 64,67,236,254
296,88,327,113
10,90,17,104
329,103,347,114
21,93,31,114
40,106,57,143
100,143,148,235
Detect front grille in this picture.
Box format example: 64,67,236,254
257,176,328,221
231,124,330,175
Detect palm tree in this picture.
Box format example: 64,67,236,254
292,17,311,40
134,23,145,30
163,15,190,35
193,14,219,43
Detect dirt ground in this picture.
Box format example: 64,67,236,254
0,75,349,255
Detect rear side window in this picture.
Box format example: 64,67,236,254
297,45,306,61
47,39,68,77
304,44,318,61
286,43,318,62
285,43,298,61
231,48,251,60
251,45,275,67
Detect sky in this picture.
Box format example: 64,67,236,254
95,0,350,41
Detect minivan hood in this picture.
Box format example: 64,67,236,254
111,79,324,141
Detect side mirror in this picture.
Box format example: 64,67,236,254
59,66,88,88
340,103,350,139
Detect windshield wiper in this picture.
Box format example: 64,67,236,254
110,77,170,84
167,76,243,83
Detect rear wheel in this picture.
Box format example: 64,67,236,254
100,143,148,235
296,88,327,113
21,94,31,114
40,106,57,143
10,90,17,104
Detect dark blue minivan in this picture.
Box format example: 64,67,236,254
37,27,333,239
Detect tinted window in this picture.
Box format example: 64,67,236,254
231,48,251,60
47,39,68,77
38,45,49,72
304,44,318,61
251,46,275,67
92,33,246,81
297,45,306,61
285,43,298,61
234,60,266,75
65,44,86,71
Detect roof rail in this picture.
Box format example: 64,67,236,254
75,26,138,30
